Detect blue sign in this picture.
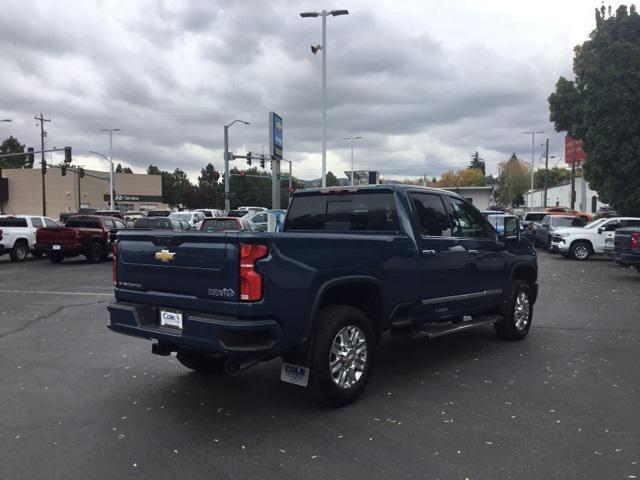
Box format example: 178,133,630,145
270,112,283,158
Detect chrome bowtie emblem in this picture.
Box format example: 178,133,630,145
154,249,176,262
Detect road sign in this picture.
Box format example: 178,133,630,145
269,112,283,159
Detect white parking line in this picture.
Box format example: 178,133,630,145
0,289,113,297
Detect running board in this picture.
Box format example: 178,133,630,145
407,315,501,340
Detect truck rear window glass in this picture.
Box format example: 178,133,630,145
134,218,172,229
0,217,28,227
66,218,101,229
202,219,240,231
285,192,399,232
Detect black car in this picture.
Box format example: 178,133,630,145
596,206,618,218
133,217,192,230
226,210,249,218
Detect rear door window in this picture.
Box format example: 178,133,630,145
0,217,28,227
286,191,399,232
409,193,452,237
31,218,43,228
44,218,58,228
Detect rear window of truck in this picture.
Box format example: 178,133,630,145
202,219,241,231
66,218,101,229
285,191,399,232
0,217,28,227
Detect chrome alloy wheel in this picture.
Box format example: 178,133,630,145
574,244,589,260
329,325,368,389
514,291,530,331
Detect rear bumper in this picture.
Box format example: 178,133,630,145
107,301,285,356
613,252,640,266
35,243,82,255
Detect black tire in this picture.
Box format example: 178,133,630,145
176,350,227,373
569,241,591,261
31,250,44,258
560,252,570,259
494,280,533,341
86,242,103,263
48,251,64,263
309,306,374,407
9,241,29,262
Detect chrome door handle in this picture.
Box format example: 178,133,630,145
422,249,436,256
467,249,479,255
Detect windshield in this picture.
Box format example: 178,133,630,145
169,213,192,221
202,219,240,231
484,214,505,227
552,217,586,228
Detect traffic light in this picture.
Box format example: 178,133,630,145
246,151,252,166
27,147,35,165
79,167,85,178
64,146,72,163
240,171,246,177
61,164,67,176
41,159,47,174
260,156,265,168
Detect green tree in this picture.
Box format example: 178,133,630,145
115,163,123,173
469,151,486,175
548,4,640,214
325,171,339,187
198,163,220,188
533,166,571,189
122,166,133,174
0,136,29,168
498,154,530,206
437,167,486,187
147,165,161,175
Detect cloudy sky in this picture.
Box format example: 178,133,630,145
0,0,599,181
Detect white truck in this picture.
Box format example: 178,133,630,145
550,217,640,260
0,215,59,262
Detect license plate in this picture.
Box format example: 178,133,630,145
160,309,183,329
280,362,309,387
52,245,61,250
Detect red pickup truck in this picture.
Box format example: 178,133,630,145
36,215,128,263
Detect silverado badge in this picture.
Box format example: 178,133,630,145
154,249,176,262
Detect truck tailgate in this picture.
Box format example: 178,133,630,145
115,231,240,316
36,227,79,245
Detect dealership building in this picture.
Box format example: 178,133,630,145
0,167,167,218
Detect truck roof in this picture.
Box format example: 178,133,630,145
293,183,465,198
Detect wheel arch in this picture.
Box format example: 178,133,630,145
511,263,538,304
569,238,594,253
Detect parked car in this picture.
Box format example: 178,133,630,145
108,185,538,407
534,215,586,248
36,215,128,263
521,212,547,237
613,227,640,273
544,206,592,222
133,217,192,231
168,211,205,229
194,209,224,218
95,210,125,219
200,217,252,232
595,206,618,219
124,211,146,226
244,210,269,231
146,209,171,217
481,211,513,234
0,215,59,262
603,236,615,259
549,217,640,260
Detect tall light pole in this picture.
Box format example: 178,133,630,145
0,119,11,123
343,136,363,185
223,119,250,211
523,130,543,196
101,128,121,210
300,9,349,188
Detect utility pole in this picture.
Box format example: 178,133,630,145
35,113,51,215
523,130,544,197
223,119,250,211
77,165,82,210
543,138,549,208
570,140,577,210
101,128,121,211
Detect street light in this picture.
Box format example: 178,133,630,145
101,128,121,210
0,119,11,122
89,150,113,209
223,119,250,211
343,136,363,185
300,8,349,188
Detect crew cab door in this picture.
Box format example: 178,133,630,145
407,192,469,317
444,196,506,310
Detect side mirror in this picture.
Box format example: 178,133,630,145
503,217,520,242
597,228,603,234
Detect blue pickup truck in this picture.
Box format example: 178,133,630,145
108,185,538,406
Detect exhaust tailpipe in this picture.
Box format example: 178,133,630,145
224,356,263,376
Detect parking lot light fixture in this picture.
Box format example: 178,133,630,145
300,8,349,188
224,120,250,212
1,119,11,122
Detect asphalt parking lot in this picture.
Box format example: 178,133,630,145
1,251,639,480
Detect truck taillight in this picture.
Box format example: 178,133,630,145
112,241,118,286
239,243,268,301
632,232,640,250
